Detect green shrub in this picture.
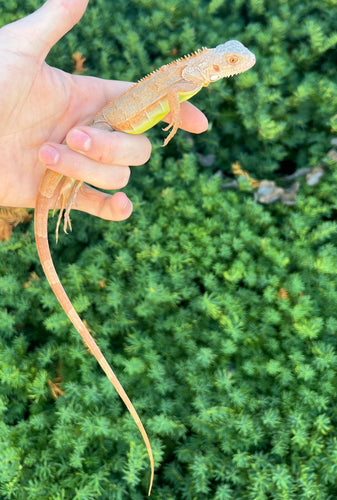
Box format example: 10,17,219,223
1,0,337,498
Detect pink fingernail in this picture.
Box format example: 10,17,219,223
123,199,133,212
39,145,60,164
67,129,91,151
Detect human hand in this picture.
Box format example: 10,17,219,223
0,0,208,221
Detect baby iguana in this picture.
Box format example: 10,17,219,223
34,40,255,496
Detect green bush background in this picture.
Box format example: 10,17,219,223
1,0,337,498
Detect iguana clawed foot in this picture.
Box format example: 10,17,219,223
162,116,182,146
53,178,83,242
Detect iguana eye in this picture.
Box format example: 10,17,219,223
213,64,220,71
228,56,239,64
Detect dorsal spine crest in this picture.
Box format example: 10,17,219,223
136,47,209,84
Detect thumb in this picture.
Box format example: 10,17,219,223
6,0,89,59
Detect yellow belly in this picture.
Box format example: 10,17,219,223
117,88,201,135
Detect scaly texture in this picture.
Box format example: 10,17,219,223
34,40,255,496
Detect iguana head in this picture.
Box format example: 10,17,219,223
182,40,256,84
212,40,256,79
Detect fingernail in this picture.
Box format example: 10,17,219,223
122,198,133,212
67,129,92,152
39,145,60,164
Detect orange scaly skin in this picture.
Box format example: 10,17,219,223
34,41,255,496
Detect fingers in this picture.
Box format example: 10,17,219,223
165,101,208,135
74,187,133,221
65,102,208,221
5,0,88,59
66,127,152,167
39,131,151,190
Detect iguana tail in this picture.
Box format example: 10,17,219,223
34,169,154,495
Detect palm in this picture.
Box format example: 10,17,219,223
1,63,65,206
0,50,122,207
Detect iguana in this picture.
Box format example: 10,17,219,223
34,40,255,495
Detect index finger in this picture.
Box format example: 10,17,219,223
166,101,208,135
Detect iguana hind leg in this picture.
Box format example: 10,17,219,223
52,178,83,242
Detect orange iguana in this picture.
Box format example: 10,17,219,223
34,40,255,495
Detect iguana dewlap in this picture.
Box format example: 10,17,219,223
34,40,255,496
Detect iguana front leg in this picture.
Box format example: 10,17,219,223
162,89,184,146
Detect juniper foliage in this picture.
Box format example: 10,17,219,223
1,0,337,498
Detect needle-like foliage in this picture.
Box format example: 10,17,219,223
1,0,337,498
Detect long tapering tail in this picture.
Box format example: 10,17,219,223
34,169,154,495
